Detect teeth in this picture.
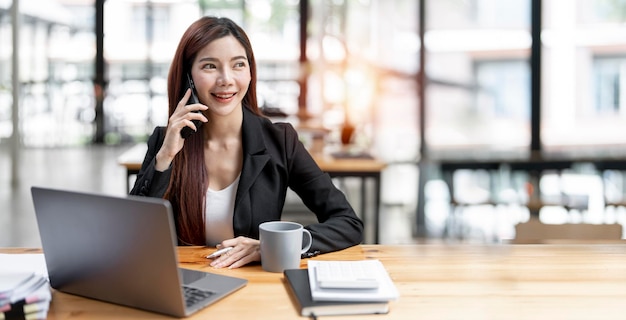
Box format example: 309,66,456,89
215,93,235,99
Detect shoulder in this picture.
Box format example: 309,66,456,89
259,118,300,150
262,118,297,136
146,126,167,150
243,108,299,143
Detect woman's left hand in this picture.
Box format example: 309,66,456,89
209,236,260,269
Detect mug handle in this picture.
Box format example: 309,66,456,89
301,229,312,254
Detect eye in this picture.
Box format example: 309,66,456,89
202,63,217,70
234,61,247,68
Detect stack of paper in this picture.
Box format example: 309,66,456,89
283,259,399,317
0,273,51,320
307,260,399,302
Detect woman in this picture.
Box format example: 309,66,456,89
130,16,363,269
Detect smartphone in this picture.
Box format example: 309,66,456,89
180,73,202,139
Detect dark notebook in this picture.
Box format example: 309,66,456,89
283,269,389,317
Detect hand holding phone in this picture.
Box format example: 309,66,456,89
180,73,203,139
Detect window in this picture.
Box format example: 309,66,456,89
542,0,626,149
474,59,530,119
244,0,301,116
307,0,420,161
593,56,626,114
0,0,96,146
425,0,531,152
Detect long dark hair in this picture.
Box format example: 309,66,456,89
164,16,261,245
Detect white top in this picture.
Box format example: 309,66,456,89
205,175,239,246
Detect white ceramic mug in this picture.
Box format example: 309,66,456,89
259,221,312,273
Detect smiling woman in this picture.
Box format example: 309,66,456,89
129,16,364,270
191,35,251,119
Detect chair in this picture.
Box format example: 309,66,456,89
512,218,623,244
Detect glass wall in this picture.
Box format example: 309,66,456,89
307,0,419,161
1,0,420,160
102,0,199,143
542,0,626,151
103,0,302,143
242,0,301,117
3,0,626,156
425,0,531,154
0,0,95,147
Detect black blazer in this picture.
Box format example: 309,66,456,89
130,107,363,254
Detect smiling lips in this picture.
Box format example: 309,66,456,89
212,92,237,102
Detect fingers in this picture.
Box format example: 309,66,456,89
210,246,259,269
179,88,192,107
172,104,208,125
154,90,208,170
218,238,242,249
228,251,260,269
210,237,260,269
177,89,207,112
165,91,208,139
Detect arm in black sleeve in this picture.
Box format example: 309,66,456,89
129,127,171,198
282,124,364,253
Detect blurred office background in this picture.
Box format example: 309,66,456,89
2,0,626,247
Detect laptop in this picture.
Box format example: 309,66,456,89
31,186,247,318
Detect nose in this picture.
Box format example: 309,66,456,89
217,68,233,86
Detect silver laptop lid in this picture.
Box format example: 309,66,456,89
30,187,243,317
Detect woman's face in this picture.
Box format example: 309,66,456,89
191,35,251,118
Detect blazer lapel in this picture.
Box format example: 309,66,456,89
233,108,270,235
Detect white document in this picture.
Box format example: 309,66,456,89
307,260,399,302
314,260,379,289
0,254,48,278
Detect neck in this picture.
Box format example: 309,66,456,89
204,106,243,141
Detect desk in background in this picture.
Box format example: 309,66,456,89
4,244,626,319
118,144,387,243
420,149,626,238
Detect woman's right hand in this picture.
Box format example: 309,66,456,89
154,89,208,171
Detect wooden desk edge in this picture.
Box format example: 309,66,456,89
117,143,388,173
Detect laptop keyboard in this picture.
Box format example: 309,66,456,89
183,286,215,308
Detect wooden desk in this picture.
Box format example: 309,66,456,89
118,144,387,243
4,244,626,319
